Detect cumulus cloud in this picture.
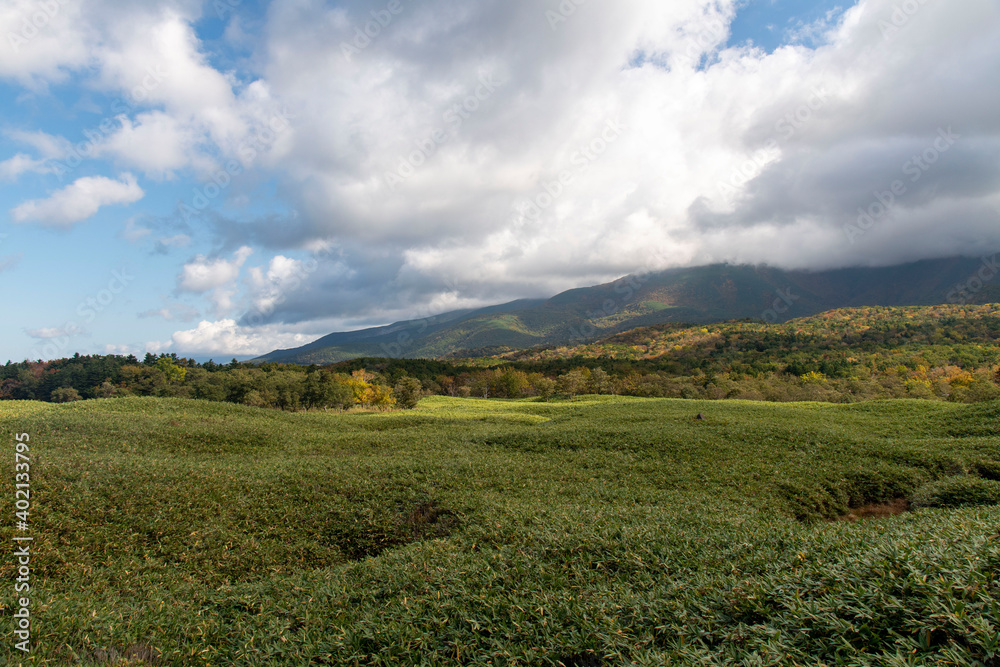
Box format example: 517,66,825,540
166,0,983,332
3,1,288,186
0,153,55,180
7,0,1000,357
177,246,253,293
96,112,198,179
11,173,144,226
24,325,86,339
0,0,91,85
6,130,71,160
163,319,317,356
247,254,309,316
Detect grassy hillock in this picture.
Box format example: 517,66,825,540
2,396,999,665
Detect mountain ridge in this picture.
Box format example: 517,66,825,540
255,255,999,364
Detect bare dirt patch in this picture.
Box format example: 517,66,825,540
832,498,910,523
85,643,162,665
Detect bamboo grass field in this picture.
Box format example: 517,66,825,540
4,0,1000,665
2,395,999,665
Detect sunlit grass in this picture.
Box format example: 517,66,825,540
1,396,998,665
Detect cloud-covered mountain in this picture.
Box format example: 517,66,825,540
3,0,999,361
255,256,1000,364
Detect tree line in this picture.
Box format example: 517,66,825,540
0,354,422,411
3,305,999,409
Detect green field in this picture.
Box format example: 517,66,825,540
2,396,999,665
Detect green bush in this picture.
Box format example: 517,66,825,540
50,386,82,403
911,475,1000,508
393,377,424,409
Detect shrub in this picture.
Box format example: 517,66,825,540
911,475,1000,509
534,377,557,401
965,379,1000,403
556,369,587,397
50,386,82,403
93,381,117,398
393,377,424,409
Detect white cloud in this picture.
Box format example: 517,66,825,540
248,255,308,314
4,0,1000,351
6,130,71,159
11,173,144,227
209,287,238,316
229,0,1000,321
96,112,197,178
4,2,286,183
25,325,86,339
138,300,200,322
177,246,253,293
96,10,244,144
0,153,54,180
138,308,175,321
165,319,317,356
0,0,91,84
120,217,152,242
88,8,293,178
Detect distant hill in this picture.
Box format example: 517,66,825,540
499,302,1000,367
255,256,1000,364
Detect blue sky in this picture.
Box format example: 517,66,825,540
2,0,998,363
728,0,847,52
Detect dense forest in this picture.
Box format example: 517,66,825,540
3,304,1000,409
0,354,420,411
